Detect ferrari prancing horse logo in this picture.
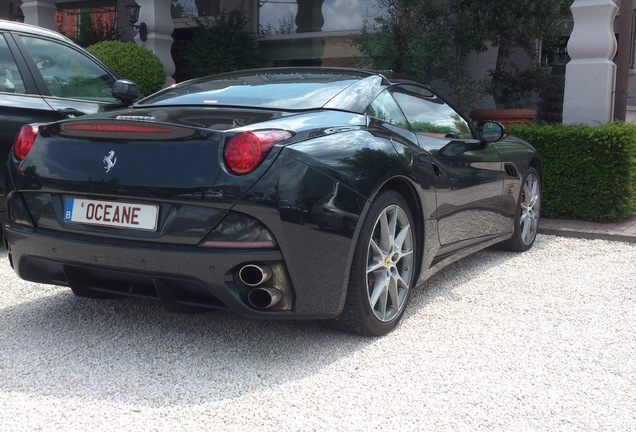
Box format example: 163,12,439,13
103,150,117,173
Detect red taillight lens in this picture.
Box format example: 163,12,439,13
13,124,39,161
224,130,293,174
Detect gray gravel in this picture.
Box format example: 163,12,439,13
0,235,635,431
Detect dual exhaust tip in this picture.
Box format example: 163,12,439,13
238,264,282,309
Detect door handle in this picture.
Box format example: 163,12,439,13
431,162,442,177
417,153,442,176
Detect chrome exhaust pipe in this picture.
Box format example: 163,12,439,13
248,287,282,309
238,264,272,287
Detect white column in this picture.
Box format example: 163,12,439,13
20,1,57,30
137,0,175,87
563,0,619,125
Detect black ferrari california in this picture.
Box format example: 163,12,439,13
2,68,541,336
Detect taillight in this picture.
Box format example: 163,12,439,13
13,124,39,161
224,130,293,174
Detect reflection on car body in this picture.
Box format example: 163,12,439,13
311,182,359,235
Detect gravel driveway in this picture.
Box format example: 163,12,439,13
0,235,634,431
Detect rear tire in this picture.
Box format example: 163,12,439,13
500,167,541,252
334,191,417,336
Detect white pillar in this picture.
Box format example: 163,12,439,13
20,1,57,30
137,0,175,87
563,0,619,125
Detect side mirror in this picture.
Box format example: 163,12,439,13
112,79,142,106
476,121,507,143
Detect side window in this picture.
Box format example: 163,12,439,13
391,85,472,139
365,89,409,128
0,34,26,94
19,35,117,102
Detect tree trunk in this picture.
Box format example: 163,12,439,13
492,41,510,109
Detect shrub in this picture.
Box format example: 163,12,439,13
87,41,165,96
508,122,636,222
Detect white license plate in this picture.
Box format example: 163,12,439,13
63,198,159,231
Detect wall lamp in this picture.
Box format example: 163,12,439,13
124,0,147,42
11,7,25,23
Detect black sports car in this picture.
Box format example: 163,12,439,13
2,68,541,336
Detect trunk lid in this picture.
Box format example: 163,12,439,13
15,106,295,198
10,108,291,244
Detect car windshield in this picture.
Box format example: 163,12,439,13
139,72,362,110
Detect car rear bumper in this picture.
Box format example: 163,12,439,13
2,222,340,319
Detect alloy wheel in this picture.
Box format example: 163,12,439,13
365,204,414,322
519,173,541,245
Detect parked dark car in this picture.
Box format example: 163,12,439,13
2,67,542,336
0,19,140,224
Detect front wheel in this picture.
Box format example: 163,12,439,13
501,167,541,252
335,191,417,336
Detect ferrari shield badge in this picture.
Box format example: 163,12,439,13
103,150,117,173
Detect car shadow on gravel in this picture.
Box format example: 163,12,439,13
406,243,521,310
0,240,528,408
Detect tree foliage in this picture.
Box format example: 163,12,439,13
466,0,571,108
357,0,486,110
356,0,571,110
183,7,259,78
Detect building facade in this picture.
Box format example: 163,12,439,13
2,1,375,81
2,0,635,123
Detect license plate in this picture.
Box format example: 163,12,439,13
64,198,159,231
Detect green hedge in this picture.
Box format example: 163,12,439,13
87,41,165,96
508,122,636,222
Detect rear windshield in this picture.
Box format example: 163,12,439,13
139,73,361,110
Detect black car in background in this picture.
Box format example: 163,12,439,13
2,68,542,336
0,19,140,223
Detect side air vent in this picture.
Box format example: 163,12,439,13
504,163,519,178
